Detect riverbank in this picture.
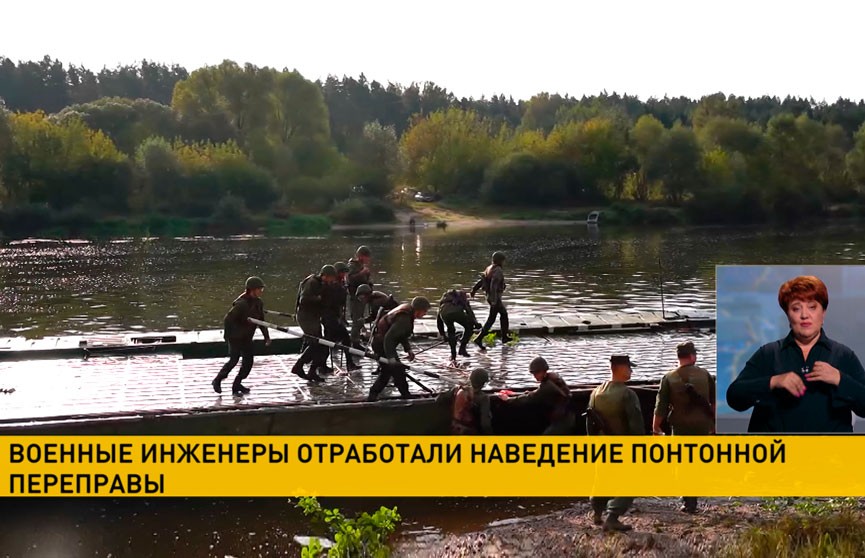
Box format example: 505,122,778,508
394,497,865,557
331,201,590,231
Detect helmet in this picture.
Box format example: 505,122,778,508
356,284,372,297
319,265,337,277
529,356,548,374
410,296,431,312
356,245,372,257
470,368,490,389
334,261,349,274
245,276,265,290
492,251,506,265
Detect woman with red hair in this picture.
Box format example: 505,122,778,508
726,275,865,433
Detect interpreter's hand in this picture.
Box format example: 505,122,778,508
806,361,841,386
265,338,272,347
407,350,416,362
770,371,806,397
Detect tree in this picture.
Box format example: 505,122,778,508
348,121,402,198
847,123,865,196
400,108,503,195
629,115,666,201
55,97,179,154
520,93,570,134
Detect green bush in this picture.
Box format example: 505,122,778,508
329,197,395,225
265,214,332,236
480,152,568,206
0,203,55,237
296,496,401,557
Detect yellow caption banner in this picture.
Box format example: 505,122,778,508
0,435,859,497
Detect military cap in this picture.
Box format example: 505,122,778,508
319,265,337,277
356,284,372,297
676,341,697,358
492,251,506,265
529,356,549,373
411,296,431,311
470,368,490,389
356,245,372,257
610,355,637,367
245,276,265,290
334,261,349,273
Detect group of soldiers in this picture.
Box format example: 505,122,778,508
214,245,512,402
441,342,715,532
213,244,716,532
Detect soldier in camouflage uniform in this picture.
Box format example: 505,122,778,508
436,288,481,362
356,284,399,342
470,251,511,350
291,265,338,382
586,355,644,532
213,276,271,396
346,245,374,350
367,296,431,401
653,341,716,513
322,262,361,371
500,356,576,434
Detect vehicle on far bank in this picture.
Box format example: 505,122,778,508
414,192,439,202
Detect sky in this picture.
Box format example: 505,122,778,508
3,0,863,102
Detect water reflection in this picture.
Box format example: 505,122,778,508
1,223,863,338
0,497,580,558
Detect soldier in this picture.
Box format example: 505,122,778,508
212,276,271,396
499,356,575,434
291,265,338,382
322,262,360,371
436,288,481,362
437,368,494,434
356,284,400,340
367,296,431,401
470,251,511,350
346,245,374,350
653,341,716,514
586,355,644,532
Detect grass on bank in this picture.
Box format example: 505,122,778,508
721,498,865,558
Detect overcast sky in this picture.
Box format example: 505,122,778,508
3,0,862,102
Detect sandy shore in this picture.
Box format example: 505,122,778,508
393,498,772,557
332,218,586,231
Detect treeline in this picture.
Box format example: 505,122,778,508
2,55,865,238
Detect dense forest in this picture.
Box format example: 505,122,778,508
2,55,865,237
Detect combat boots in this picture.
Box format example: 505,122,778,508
602,514,632,532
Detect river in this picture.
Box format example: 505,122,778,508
2,221,865,556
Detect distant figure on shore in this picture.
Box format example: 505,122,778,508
213,276,271,396
408,216,416,232
726,275,865,433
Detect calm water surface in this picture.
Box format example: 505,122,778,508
2,222,865,556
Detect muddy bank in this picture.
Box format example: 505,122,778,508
394,498,768,557
332,217,585,231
